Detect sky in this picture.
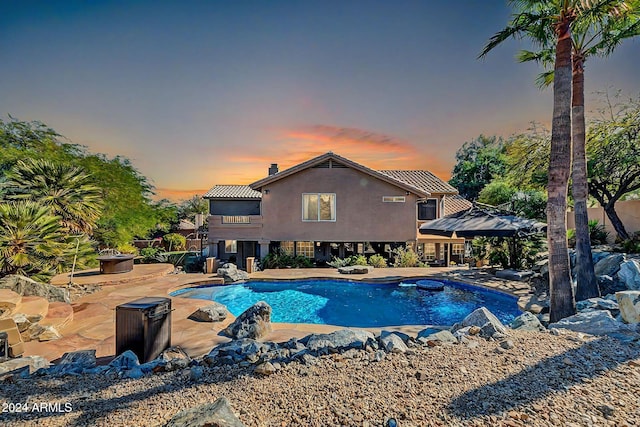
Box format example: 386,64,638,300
1,1,639,201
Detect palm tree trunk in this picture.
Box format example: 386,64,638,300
571,52,599,301
548,19,576,323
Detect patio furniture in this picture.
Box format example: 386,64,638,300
97,254,135,274
115,297,172,363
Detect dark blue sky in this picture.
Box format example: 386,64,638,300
2,1,638,199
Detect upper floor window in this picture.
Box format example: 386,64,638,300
302,193,336,221
417,199,438,220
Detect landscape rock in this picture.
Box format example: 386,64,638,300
337,265,373,274
305,329,375,354
549,310,634,336
0,289,22,318
511,311,545,332
158,346,192,370
453,307,507,338
37,325,62,341
11,313,33,333
222,301,272,340
164,397,245,427
616,291,640,324
60,350,96,368
618,259,640,290
205,339,271,366
418,330,457,346
188,302,229,322
0,356,50,375
379,332,408,353
0,275,70,303
598,275,627,296
217,263,249,284
594,254,625,277
254,361,276,376
109,350,140,370
576,297,619,315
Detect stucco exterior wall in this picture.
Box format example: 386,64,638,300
567,199,640,242
260,166,421,242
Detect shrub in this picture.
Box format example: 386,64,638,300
392,246,423,267
367,254,387,268
163,233,186,251
588,220,609,245
116,242,138,254
622,232,640,254
327,256,351,268
262,249,314,269
139,246,161,263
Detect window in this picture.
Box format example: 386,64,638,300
383,196,405,203
224,240,237,253
452,243,465,255
418,199,438,220
280,241,294,255
302,193,336,221
296,241,314,258
423,243,436,261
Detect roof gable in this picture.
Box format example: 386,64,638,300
249,152,431,197
379,170,458,194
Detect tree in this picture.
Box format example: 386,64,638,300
481,0,577,321
478,180,547,220
587,93,640,240
448,135,507,201
516,0,640,300
0,201,65,281
3,159,103,235
178,195,209,221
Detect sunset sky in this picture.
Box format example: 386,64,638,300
2,1,638,200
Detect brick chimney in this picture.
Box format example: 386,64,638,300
268,163,279,175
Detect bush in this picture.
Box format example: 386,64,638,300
163,233,186,251
367,254,387,268
328,254,368,268
139,246,160,263
622,232,640,254
262,249,313,269
392,246,424,267
116,243,138,254
567,220,609,248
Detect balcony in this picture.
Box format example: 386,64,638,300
221,215,251,224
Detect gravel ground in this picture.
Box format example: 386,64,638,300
2,329,640,427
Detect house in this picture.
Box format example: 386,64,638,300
204,152,471,268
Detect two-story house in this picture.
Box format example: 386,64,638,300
204,152,470,268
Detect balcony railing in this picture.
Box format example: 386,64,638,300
221,215,251,224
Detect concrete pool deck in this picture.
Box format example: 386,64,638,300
22,264,532,363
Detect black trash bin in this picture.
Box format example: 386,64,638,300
115,297,171,363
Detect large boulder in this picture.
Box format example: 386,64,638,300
189,302,229,322
164,397,245,427
0,275,70,303
217,263,249,284
576,297,619,314
379,331,408,353
304,329,375,354
616,291,640,324
510,311,545,332
222,302,272,340
594,254,625,277
417,330,457,345
204,339,272,366
549,310,634,336
618,259,640,291
452,307,508,338
0,356,50,376
598,275,627,296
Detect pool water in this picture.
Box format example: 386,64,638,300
173,279,521,327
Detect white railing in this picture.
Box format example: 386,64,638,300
221,215,251,224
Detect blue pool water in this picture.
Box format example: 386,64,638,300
172,279,521,327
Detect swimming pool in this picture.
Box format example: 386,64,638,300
172,278,521,327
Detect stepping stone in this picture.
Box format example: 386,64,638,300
0,289,22,318
15,296,49,322
40,302,74,329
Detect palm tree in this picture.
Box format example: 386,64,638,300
517,1,639,301
0,201,65,281
480,0,577,321
2,159,103,235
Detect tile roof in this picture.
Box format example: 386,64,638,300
203,185,262,199
379,170,458,194
250,152,431,197
442,195,473,216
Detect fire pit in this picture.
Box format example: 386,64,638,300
97,254,135,274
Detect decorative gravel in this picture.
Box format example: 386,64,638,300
2,329,640,427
